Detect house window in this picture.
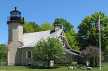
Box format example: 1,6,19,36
26,51,32,59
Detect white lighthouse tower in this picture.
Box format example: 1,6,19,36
7,7,24,65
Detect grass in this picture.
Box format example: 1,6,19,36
0,63,108,71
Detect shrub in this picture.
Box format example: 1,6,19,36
32,38,64,67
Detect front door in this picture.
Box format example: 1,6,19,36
27,51,32,66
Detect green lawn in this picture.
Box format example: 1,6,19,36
0,63,108,71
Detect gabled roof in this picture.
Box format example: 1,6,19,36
22,29,63,47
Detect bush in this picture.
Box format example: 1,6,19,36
32,38,64,67
0,44,7,66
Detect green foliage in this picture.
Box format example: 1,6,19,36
23,22,40,33
32,38,64,63
23,21,53,33
0,44,7,65
53,18,73,31
40,22,52,31
78,12,108,50
65,32,79,50
53,18,79,50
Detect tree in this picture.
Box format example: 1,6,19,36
32,38,64,67
0,44,7,65
40,22,52,31
23,21,53,33
53,18,73,31
23,22,40,33
78,12,108,51
53,18,79,50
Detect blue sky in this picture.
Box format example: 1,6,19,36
0,0,108,44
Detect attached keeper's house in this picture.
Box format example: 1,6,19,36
7,7,65,66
